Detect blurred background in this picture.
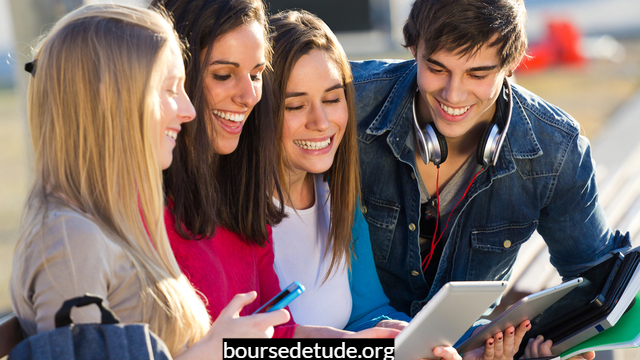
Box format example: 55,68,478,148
1,0,640,358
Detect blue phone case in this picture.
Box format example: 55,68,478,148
252,281,305,314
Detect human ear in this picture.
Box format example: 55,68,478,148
510,55,526,75
509,62,519,77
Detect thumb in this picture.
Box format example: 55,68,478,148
220,291,258,319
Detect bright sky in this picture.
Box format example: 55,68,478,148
1,0,638,51
0,0,15,49
0,0,149,50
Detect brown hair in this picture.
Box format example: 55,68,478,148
151,0,284,245
403,0,527,70
269,10,360,278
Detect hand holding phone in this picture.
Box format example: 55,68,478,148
201,291,290,358
252,281,305,314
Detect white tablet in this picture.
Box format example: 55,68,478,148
455,277,583,354
394,281,508,360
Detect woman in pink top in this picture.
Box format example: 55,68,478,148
152,0,401,339
150,0,296,338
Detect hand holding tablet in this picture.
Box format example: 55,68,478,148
394,281,508,360
456,278,583,354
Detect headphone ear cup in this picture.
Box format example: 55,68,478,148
476,123,498,166
428,124,448,165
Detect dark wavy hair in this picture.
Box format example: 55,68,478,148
403,0,528,70
268,10,360,279
151,0,284,245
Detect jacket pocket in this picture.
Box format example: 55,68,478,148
361,195,400,262
471,220,538,252
466,220,538,280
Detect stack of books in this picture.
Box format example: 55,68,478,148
457,247,640,359
559,288,640,359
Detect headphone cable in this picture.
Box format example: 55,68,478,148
422,167,483,272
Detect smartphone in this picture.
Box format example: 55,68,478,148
252,281,305,314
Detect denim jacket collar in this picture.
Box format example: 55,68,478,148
363,62,418,159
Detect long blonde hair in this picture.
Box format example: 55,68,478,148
14,4,209,355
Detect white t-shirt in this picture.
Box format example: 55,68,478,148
272,174,352,328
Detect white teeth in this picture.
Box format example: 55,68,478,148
293,138,331,150
440,103,471,116
213,109,245,122
165,130,178,141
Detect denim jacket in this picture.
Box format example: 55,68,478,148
351,59,631,317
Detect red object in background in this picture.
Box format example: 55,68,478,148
517,18,585,73
520,41,558,71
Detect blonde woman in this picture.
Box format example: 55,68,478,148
10,4,288,359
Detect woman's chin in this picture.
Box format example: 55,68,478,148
214,139,241,155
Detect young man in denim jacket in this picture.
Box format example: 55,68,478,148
351,0,631,323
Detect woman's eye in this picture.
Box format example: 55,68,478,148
285,105,303,112
251,73,262,82
213,74,231,81
323,98,341,104
167,90,178,97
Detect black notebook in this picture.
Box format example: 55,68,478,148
515,248,640,357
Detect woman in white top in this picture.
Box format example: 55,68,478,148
10,4,289,359
269,10,386,330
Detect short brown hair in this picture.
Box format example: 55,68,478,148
403,0,527,69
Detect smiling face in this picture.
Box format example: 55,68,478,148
202,21,266,155
155,42,196,170
413,38,511,143
282,50,348,179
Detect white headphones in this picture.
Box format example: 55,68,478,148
413,77,513,167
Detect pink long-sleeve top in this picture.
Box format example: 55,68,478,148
164,207,297,338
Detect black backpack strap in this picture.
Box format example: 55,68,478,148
54,294,121,328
